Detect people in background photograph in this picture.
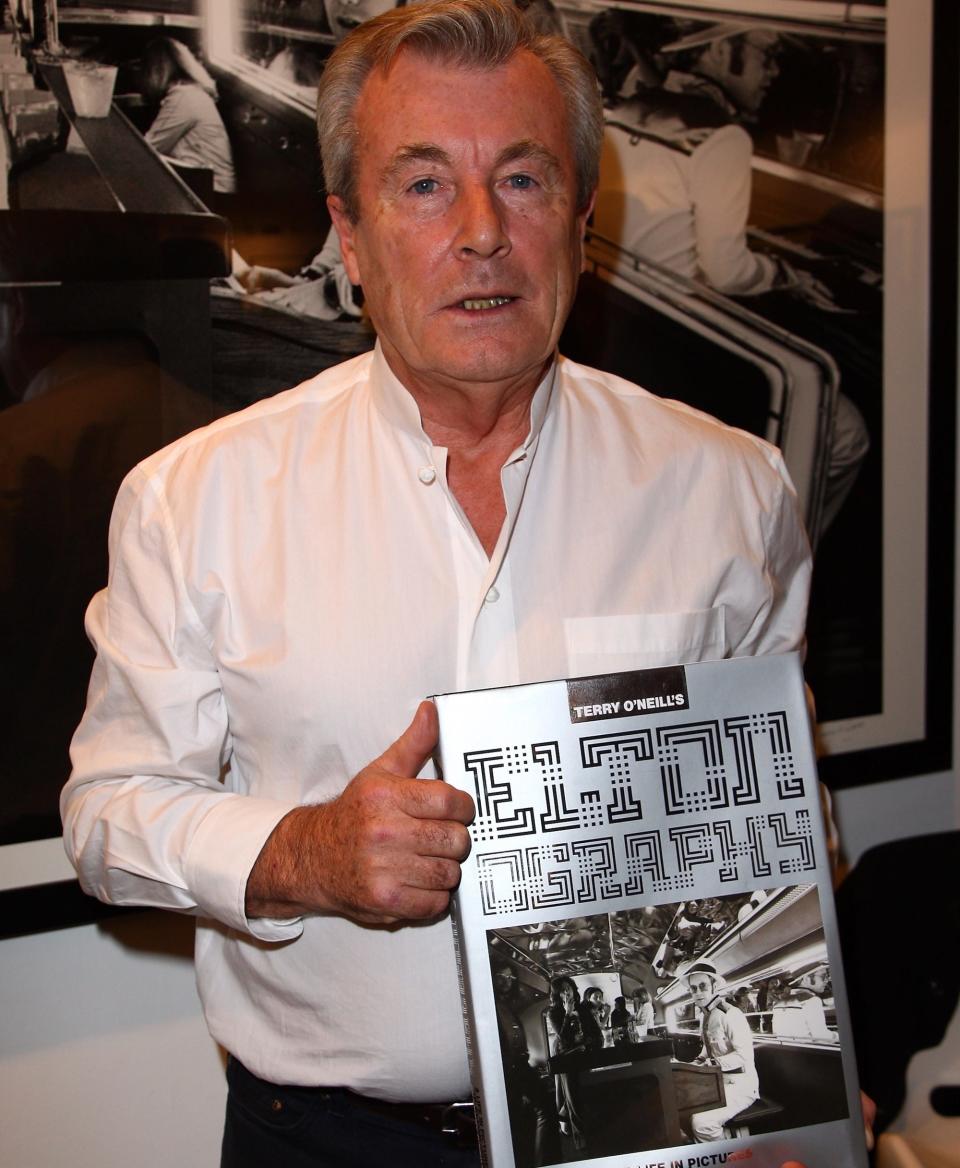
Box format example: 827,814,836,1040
632,987,655,1036
491,962,557,1168
583,986,611,1030
324,0,397,41
233,225,364,321
546,977,602,1149
594,20,869,531
610,995,632,1046
142,36,236,194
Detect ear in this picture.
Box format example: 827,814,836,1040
327,195,363,286
577,187,597,271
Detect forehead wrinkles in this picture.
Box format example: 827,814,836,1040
357,50,571,153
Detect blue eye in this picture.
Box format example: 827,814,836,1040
411,178,438,194
507,174,535,189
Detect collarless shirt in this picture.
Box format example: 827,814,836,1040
63,344,810,1100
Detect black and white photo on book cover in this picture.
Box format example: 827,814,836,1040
435,654,867,1168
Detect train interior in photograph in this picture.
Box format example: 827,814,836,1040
487,884,850,1160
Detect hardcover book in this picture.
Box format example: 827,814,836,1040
434,653,866,1168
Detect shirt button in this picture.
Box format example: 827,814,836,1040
485,586,500,604
418,466,437,485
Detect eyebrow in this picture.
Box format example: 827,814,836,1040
381,143,451,187
380,139,565,186
494,139,565,181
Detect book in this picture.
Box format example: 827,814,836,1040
435,652,866,1168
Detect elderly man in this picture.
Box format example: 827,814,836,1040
62,2,812,1165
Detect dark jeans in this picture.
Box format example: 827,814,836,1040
221,1058,482,1168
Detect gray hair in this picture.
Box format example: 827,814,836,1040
316,0,603,222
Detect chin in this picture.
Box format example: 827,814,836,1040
419,338,548,386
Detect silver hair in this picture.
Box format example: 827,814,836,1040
316,0,603,222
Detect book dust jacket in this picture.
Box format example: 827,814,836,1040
435,653,866,1168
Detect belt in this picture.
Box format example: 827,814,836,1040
342,1091,477,1145
229,1058,477,1147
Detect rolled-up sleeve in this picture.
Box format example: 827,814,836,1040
61,466,300,941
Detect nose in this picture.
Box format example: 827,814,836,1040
455,184,510,260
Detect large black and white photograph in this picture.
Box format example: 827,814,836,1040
0,1,954,921
485,884,849,1166
553,0,952,791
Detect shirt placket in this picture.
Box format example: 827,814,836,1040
428,442,535,694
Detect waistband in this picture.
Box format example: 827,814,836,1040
229,1057,477,1145
349,1093,477,1143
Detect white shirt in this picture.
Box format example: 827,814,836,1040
63,345,810,1101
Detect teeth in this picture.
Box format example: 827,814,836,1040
461,297,512,310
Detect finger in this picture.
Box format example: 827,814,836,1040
398,777,475,826
375,700,438,779
394,885,454,921
861,1091,876,1150
359,863,457,922
410,818,472,862
403,853,464,893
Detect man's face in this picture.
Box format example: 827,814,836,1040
721,32,780,114
687,974,715,1008
330,48,593,402
803,967,830,995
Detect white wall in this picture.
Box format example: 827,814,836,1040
0,912,225,1168
833,769,960,871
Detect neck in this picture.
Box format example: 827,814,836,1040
383,348,551,450
384,353,552,559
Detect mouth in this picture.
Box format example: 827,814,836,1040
458,296,515,311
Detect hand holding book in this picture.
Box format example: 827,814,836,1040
245,701,474,923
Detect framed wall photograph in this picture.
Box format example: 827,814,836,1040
555,0,957,788
0,0,955,934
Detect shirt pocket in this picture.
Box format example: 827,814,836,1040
564,608,726,677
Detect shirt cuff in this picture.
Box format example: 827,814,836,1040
184,793,302,939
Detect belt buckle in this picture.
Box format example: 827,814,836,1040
441,1101,477,1147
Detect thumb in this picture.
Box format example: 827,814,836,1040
376,700,439,779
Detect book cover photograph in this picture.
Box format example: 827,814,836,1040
435,654,866,1168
